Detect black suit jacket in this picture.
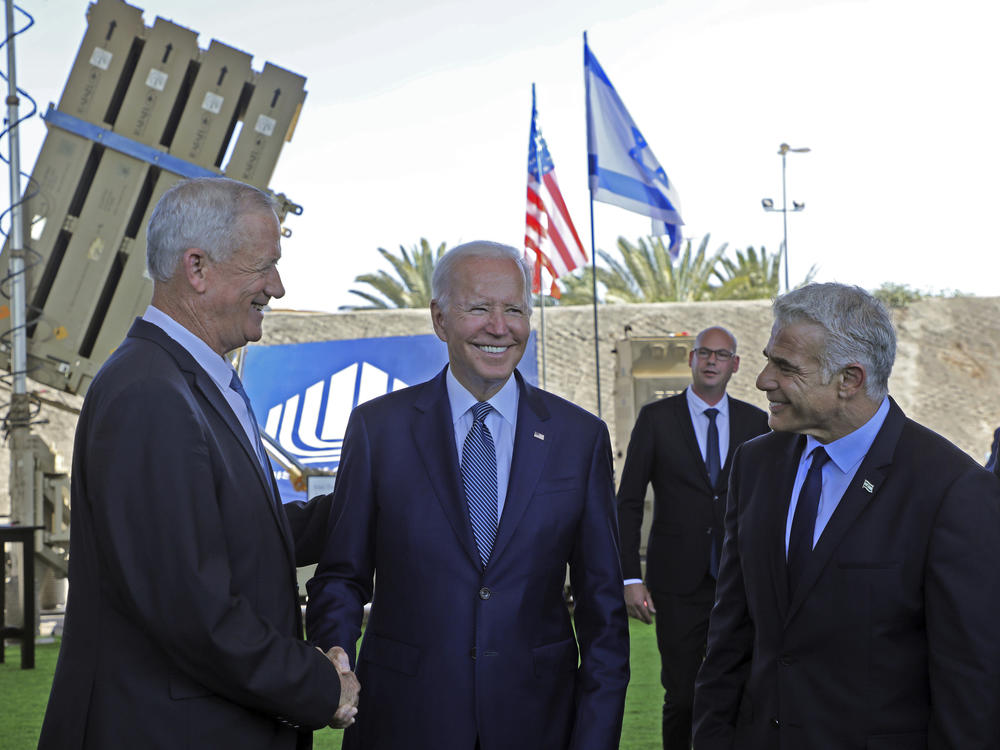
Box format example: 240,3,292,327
39,319,340,750
618,390,769,595
693,398,1000,749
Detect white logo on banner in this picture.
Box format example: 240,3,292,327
262,362,408,466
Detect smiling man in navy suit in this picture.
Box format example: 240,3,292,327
693,283,1000,749
306,241,630,750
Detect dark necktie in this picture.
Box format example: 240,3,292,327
787,446,831,593
462,402,498,568
704,408,721,578
229,371,272,480
704,408,720,486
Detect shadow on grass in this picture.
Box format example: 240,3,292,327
3,619,660,750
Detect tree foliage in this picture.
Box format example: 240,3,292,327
346,234,823,312
710,245,781,300
556,235,821,305
557,235,729,304
341,239,446,310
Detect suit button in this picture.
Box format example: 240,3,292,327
770,718,780,728
713,495,719,501
469,648,477,660
778,655,794,666
705,527,712,535
479,587,491,600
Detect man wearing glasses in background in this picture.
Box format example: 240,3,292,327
617,326,769,750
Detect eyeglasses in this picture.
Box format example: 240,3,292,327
693,347,735,361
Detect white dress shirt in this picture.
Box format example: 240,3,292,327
685,387,730,469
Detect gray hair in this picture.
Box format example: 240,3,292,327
431,241,533,314
146,177,278,282
772,282,896,400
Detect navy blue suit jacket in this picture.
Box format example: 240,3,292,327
693,398,1000,749
306,367,630,750
39,319,340,750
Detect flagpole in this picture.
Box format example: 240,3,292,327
531,83,548,390
583,32,601,419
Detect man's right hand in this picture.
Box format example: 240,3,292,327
321,646,360,728
624,582,656,624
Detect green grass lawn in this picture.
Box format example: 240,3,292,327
2,619,661,749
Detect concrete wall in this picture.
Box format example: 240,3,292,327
258,295,1000,465
3,294,999,512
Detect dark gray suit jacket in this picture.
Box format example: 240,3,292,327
39,319,340,750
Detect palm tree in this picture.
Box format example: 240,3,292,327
556,235,729,304
710,245,781,300
341,239,446,310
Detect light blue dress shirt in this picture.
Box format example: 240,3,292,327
446,368,519,519
142,306,259,452
784,396,890,556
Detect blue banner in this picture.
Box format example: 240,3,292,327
242,332,538,502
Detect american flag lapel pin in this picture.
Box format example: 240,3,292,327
862,479,874,493
533,431,545,441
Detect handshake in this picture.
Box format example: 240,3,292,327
320,646,361,729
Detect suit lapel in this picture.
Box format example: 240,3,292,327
785,400,906,622
411,370,482,568
128,320,296,564
674,390,713,490
193,365,294,538
490,373,551,566
721,402,756,489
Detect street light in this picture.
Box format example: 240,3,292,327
762,142,810,292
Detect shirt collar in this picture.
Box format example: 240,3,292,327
142,305,236,391
686,386,730,418
446,367,519,427
804,396,891,472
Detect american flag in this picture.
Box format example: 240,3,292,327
525,85,587,297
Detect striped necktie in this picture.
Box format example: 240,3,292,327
462,402,499,567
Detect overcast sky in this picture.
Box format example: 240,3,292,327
5,0,997,312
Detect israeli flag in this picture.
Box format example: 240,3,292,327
585,36,685,257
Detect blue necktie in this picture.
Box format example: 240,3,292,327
704,408,721,578
787,446,830,593
462,402,498,568
229,371,272,479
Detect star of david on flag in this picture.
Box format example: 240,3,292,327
585,37,685,257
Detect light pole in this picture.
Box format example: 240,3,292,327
762,143,810,292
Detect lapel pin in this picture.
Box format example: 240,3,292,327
533,431,545,440
862,480,874,493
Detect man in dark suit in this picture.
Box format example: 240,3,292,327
39,177,358,750
985,426,1000,476
617,326,769,750
306,241,630,750
693,283,1000,749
